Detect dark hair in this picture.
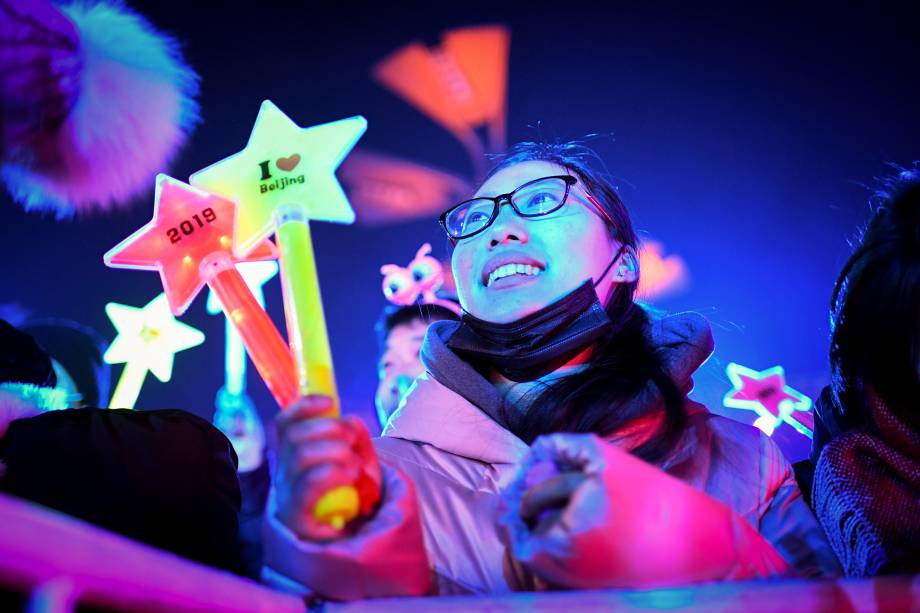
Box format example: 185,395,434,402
486,140,688,464
0,319,56,388
24,318,110,407
375,302,459,355
830,164,920,432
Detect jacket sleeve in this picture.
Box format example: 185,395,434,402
262,462,431,601
757,432,842,578
498,433,793,590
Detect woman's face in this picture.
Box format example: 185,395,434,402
452,160,621,323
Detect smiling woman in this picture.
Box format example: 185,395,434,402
265,140,841,600
447,166,622,324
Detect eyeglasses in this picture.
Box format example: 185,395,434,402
439,175,613,240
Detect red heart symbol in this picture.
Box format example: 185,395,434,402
276,154,301,172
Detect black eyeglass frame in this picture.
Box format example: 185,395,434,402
438,174,614,241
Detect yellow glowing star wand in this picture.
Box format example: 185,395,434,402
190,101,369,530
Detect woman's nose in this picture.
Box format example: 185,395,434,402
487,203,528,248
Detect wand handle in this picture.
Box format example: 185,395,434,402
109,361,147,409
274,204,367,530
275,205,339,406
224,316,247,396
202,253,298,409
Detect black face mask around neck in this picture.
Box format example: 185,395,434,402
445,246,626,382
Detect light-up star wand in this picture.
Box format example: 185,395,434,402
190,101,375,530
104,292,204,409
104,174,298,410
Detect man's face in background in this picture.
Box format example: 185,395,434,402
374,318,429,428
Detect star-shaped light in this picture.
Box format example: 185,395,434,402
191,101,370,529
104,175,276,316
723,362,813,438
104,293,205,408
189,100,367,256
104,293,205,381
104,174,296,409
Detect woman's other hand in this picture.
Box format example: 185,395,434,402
500,432,789,589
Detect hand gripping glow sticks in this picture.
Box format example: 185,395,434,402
104,292,204,409
104,174,298,409
190,101,371,530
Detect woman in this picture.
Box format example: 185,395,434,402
811,167,920,576
264,142,840,600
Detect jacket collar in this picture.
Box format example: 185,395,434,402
383,311,714,465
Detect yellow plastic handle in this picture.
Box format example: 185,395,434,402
313,485,360,530
275,207,363,528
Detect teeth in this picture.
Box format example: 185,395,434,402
487,263,543,286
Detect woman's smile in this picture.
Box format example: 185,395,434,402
480,248,547,289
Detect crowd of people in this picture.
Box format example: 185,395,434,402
1,144,918,602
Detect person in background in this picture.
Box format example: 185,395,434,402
374,303,459,428
22,318,110,409
811,165,920,576
0,319,67,445
374,243,460,428
212,387,270,579
0,319,245,573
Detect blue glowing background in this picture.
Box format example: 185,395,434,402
2,1,918,460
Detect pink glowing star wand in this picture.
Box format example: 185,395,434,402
104,174,298,409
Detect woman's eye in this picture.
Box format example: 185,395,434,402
461,210,490,230
520,191,556,211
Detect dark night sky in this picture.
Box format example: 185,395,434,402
2,0,918,459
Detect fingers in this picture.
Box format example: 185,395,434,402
278,416,354,466
290,439,362,475
292,461,362,499
342,415,383,513
273,397,381,539
275,404,366,506
342,415,375,461
520,472,589,522
285,417,357,446
277,395,336,437
278,462,364,542
276,396,352,467
529,432,614,478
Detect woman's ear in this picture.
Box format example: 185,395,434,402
615,246,639,283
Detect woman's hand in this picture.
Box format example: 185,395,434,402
519,464,588,535
274,395,381,542
501,432,790,589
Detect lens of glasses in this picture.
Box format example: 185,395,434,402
512,177,569,216
445,198,495,238
443,177,571,238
